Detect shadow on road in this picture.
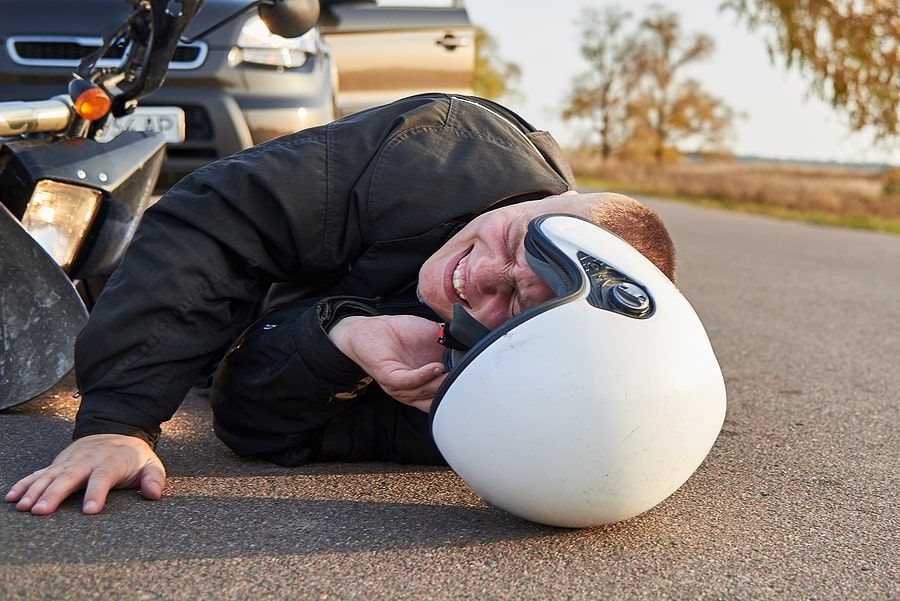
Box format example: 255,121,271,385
1,494,569,566
1,376,581,567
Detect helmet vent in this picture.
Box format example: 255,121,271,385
611,282,651,315
578,252,654,318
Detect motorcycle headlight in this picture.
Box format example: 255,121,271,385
235,16,318,68
20,180,101,271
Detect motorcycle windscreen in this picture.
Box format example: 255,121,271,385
0,204,87,409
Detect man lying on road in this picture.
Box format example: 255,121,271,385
5,93,676,515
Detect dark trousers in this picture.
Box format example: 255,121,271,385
209,303,446,467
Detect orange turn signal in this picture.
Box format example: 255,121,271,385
74,87,111,122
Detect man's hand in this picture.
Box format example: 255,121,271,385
328,315,446,412
4,433,166,515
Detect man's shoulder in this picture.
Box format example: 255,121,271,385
326,94,542,147
329,94,452,136
359,102,571,242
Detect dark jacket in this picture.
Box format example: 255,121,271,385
73,94,575,445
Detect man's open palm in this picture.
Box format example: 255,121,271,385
328,315,446,411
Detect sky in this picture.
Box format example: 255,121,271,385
462,0,899,166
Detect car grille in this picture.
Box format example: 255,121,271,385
6,36,206,69
14,41,107,61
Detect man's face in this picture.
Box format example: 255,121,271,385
418,193,578,330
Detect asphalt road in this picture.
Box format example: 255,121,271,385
1,198,897,600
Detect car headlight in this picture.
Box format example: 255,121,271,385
20,180,101,271
235,16,319,68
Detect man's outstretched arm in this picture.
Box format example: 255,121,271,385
7,131,340,514
74,133,334,445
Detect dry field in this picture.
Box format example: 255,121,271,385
569,153,900,233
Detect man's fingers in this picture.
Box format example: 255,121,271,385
384,367,446,406
24,467,91,515
392,378,443,407
81,467,123,514
379,362,444,391
5,469,47,503
403,372,446,404
407,398,434,413
139,461,166,501
14,473,56,512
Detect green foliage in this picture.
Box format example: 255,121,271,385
561,6,638,160
723,0,899,142
472,27,520,100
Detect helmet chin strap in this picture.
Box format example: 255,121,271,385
436,304,492,372
438,304,491,352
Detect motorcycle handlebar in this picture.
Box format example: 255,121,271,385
0,97,73,137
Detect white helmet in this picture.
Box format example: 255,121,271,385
430,214,726,528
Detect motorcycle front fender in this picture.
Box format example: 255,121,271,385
0,203,87,409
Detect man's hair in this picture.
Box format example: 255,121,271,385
563,193,677,282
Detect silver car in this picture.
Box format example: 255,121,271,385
0,0,474,178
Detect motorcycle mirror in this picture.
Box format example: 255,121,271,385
259,0,320,38
109,0,205,115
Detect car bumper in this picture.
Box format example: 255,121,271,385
145,87,333,178
0,54,334,179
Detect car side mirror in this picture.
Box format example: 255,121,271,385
259,0,321,38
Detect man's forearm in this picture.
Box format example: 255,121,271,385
73,403,162,447
73,134,333,441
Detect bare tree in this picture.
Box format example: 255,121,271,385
628,5,734,163
625,79,737,163
564,5,736,164
562,6,639,160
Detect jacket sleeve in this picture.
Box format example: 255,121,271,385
208,296,379,465
73,129,352,445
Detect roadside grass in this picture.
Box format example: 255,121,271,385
570,157,900,235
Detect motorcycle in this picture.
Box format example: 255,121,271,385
0,0,320,409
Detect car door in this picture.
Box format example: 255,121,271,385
320,0,474,117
